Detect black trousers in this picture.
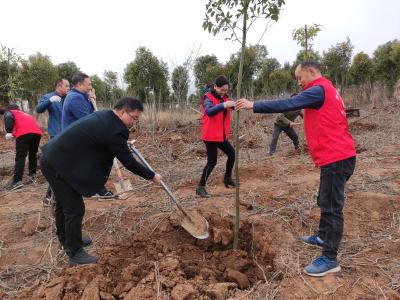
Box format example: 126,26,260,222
317,156,356,259
40,158,85,256
14,133,41,182
269,124,299,154
199,140,235,186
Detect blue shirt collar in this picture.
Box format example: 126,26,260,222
72,88,89,99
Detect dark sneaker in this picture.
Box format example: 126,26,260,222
98,190,114,199
28,175,37,184
69,248,98,265
223,177,236,188
43,195,52,206
196,186,210,198
10,181,24,190
302,235,324,247
303,255,341,277
82,237,93,247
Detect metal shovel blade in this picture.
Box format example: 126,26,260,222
128,142,210,239
180,210,210,239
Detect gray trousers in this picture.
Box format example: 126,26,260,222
269,124,299,154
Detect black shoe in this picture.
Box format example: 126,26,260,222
28,175,37,184
10,181,24,190
196,186,210,198
60,237,92,250
98,189,114,198
224,177,236,188
82,237,93,247
43,196,52,206
69,248,98,265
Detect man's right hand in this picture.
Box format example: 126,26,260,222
5,133,14,140
235,98,254,110
152,173,162,184
49,95,61,103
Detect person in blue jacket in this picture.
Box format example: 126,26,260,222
36,78,70,204
61,72,113,198
62,72,94,130
36,78,70,138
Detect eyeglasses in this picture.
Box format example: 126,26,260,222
126,111,139,122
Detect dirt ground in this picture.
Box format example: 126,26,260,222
0,104,399,299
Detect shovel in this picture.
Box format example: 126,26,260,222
90,98,133,199
128,141,209,240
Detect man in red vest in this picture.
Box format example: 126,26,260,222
3,104,42,190
236,61,356,277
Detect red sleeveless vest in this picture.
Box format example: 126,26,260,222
10,109,42,138
201,92,231,142
303,77,356,167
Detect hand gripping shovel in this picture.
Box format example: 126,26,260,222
128,142,209,239
90,98,132,199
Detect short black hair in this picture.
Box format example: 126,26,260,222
71,72,89,86
55,78,68,88
300,60,321,70
214,75,230,88
7,103,20,110
114,97,144,112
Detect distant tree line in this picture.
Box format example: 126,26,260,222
0,38,399,107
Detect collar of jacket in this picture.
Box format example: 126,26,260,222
71,88,89,100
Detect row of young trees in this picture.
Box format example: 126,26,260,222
0,45,124,106
194,38,400,100
0,38,399,106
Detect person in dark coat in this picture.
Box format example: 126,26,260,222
40,97,162,265
268,109,303,155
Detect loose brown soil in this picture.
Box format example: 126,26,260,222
0,105,400,299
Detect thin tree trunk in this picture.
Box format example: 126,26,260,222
233,2,248,250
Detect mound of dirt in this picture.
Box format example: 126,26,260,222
17,214,277,300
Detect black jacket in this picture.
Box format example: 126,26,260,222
41,110,155,196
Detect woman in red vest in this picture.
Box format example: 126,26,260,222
196,76,236,198
3,104,42,190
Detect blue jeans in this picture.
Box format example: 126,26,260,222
317,156,356,259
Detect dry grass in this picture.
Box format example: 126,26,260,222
140,107,200,129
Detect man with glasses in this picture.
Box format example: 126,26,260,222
40,97,162,265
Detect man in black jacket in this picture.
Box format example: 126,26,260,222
40,97,162,265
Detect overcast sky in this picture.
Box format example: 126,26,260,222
1,0,399,84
